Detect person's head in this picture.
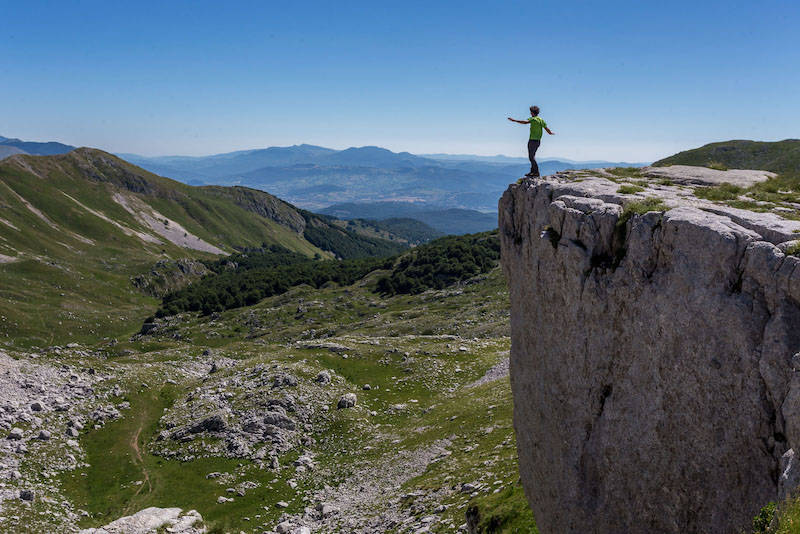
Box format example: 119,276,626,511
530,105,540,117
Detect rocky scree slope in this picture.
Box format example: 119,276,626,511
499,167,800,534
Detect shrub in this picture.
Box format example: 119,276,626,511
694,182,743,201
707,161,729,171
607,167,643,179
617,198,668,229
752,501,776,533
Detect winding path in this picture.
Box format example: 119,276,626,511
123,418,153,514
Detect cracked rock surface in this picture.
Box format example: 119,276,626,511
500,171,800,534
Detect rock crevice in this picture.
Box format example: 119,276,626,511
499,173,800,534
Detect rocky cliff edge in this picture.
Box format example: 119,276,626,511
499,167,800,533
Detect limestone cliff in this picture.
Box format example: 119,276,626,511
499,168,800,534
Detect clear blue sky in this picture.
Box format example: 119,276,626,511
1,0,798,161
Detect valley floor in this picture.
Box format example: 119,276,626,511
0,268,536,533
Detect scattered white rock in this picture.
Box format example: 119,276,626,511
79,507,202,533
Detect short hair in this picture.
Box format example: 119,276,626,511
530,105,540,116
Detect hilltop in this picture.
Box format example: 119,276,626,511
0,149,404,347
654,139,800,173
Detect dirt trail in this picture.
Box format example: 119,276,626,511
123,419,153,513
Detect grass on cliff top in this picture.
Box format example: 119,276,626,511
607,167,644,180
690,173,800,220
694,182,744,201
617,184,645,195
617,198,668,229
785,242,800,256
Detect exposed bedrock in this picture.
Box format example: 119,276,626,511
499,174,800,534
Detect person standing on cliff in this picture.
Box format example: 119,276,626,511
508,106,555,177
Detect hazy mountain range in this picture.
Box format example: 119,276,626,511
0,135,647,229
319,202,499,235
118,144,647,213
0,136,77,160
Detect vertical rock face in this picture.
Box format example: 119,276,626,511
499,174,800,534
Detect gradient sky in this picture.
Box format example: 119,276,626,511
1,0,798,161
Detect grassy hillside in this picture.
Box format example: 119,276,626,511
3,176,534,533
48,265,531,533
328,216,444,245
0,149,403,348
653,139,800,173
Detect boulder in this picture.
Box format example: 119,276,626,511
188,411,228,434
79,507,202,533
314,370,331,384
273,373,298,388
263,411,295,430
337,393,357,409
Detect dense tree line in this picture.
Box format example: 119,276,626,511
150,231,499,319
300,211,406,258
345,217,443,245
376,231,500,295
203,244,311,274
154,245,394,317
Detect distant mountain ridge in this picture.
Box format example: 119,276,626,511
319,201,498,235
1,135,648,213
654,139,800,173
422,153,648,167
0,136,75,157
121,144,647,213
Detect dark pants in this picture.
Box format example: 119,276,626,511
527,139,541,176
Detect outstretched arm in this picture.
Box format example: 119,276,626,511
507,117,529,124
545,127,555,135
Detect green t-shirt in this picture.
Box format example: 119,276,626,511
528,116,547,140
